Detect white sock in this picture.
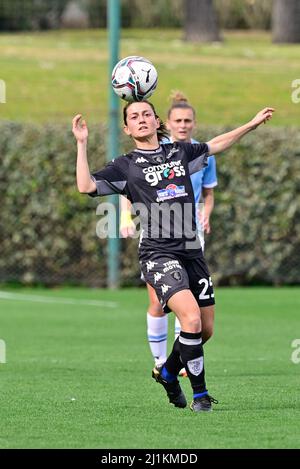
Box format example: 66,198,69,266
147,313,168,367
175,317,181,341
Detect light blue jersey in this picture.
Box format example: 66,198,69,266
162,137,218,203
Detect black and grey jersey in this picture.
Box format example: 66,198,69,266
90,142,209,258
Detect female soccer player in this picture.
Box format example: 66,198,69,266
73,102,274,412
120,92,218,376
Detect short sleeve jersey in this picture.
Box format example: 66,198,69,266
90,142,209,258
162,137,218,203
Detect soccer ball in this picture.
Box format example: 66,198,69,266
111,56,158,102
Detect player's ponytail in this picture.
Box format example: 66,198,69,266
170,90,188,104
167,90,196,119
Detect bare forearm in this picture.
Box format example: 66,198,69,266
207,107,275,155
207,121,254,155
203,191,214,218
76,141,96,193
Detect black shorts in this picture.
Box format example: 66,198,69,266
140,251,215,313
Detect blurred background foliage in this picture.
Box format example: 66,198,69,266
0,0,299,286
1,121,299,286
0,0,273,31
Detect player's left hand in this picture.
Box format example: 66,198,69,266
251,107,275,129
203,216,211,234
198,211,211,234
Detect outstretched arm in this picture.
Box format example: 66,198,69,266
72,114,96,193
207,107,275,156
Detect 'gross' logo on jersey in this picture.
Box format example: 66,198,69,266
143,160,185,186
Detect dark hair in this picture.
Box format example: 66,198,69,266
123,101,169,142
167,90,196,119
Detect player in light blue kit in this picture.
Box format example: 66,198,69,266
120,92,217,375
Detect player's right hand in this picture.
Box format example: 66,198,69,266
72,114,88,142
120,210,136,238
120,225,136,238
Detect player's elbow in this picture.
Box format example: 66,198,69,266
208,142,221,156
207,141,216,156
77,183,87,193
77,187,88,194
77,182,94,193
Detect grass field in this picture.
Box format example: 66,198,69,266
0,29,299,125
0,286,299,449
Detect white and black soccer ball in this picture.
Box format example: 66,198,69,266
111,56,158,102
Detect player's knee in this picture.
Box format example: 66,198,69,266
148,301,164,317
184,314,201,333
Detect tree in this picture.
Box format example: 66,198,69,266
272,0,300,43
184,0,221,43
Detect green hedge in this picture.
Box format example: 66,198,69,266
200,126,300,285
0,121,299,286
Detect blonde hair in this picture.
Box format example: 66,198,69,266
167,90,196,119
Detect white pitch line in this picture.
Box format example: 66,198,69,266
0,291,117,308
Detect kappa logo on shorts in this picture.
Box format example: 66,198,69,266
154,272,165,284
187,357,203,376
171,270,182,281
146,261,158,272
161,284,172,295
